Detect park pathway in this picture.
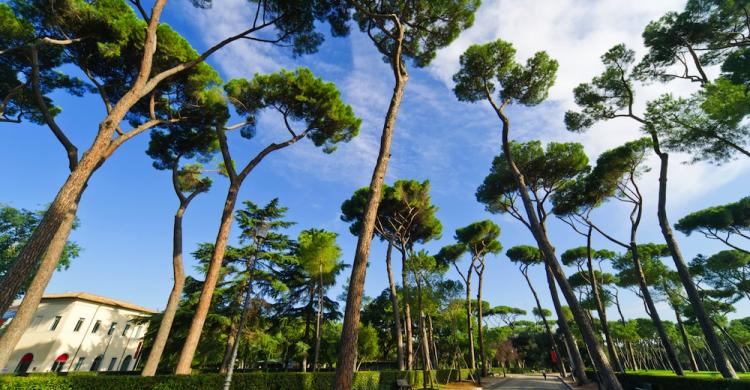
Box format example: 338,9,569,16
482,374,568,389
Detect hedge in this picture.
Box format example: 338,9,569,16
584,371,750,390
0,369,479,390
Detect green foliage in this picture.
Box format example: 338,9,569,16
357,324,380,364
552,138,651,216
297,229,342,277
340,179,441,248
565,44,637,132
225,68,360,153
676,196,750,251
191,0,351,56
0,205,80,298
476,141,589,216
505,245,543,266
613,243,671,289
454,220,502,259
453,39,558,106
644,92,749,164
352,0,480,68
691,250,750,301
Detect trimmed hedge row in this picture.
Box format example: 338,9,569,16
585,371,750,390
0,369,479,390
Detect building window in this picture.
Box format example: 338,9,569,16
122,324,131,337
49,316,62,331
91,320,101,334
107,357,117,371
73,318,85,332
107,322,117,335
89,355,103,371
120,355,132,371
51,353,69,372
74,357,85,371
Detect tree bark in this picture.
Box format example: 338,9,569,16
630,244,684,375
586,228,623,372
333,21,407,389
313,263,323,371
0,205,77,369
0,0,168,316
521,267,566,377
546,265,589,385
650,137,737,379
142,185,196,376
675,308,699,372
477,267,487,378
175,184,240,374
465,270,476,370
220,321,239,374
401,249,414,370
385,242,405,370
491,100,620,389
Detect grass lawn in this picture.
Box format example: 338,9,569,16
630,370,750,379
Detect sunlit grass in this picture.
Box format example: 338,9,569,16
630,369,750,379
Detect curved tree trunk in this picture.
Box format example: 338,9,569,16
0,205,78,369
521,267,567,377
586,229,623,373
650,139,737,379
142,202,190,376
175,184,240,374
385,242,405,370
674,308,699,372
220,321,239,374
333,26,408,389
0,0,168,317
415,275,432,389
477,268,487,378
546,265,589,385
466,272,476,370
401,249,414,370
492,103,620,389
631,244,684,375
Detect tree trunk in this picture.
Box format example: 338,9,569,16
428,314,439,369
650,140,737,379
302,285,315,372
466,272,476,370
142,200,190,376
220,321,239,374
0,205,78,369
675,306,699,372
477,269,486,378
0,0,168,316
385,242,405,370
401,249,414,370
521,268,566,377
546,265,588,385
494,107,620,389
586,228,623,372
415,275,432,389
175,184,240,374
313,264,323,371
333,29,408,388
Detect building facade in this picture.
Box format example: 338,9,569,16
0,292,155,374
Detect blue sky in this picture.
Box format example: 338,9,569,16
2,0,749,322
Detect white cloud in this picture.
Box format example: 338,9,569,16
428,0,749,205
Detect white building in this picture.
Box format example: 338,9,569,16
1,292,155,374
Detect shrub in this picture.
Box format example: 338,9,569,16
0,369,480,390
583,371,750,390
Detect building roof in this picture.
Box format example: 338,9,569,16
42,292,157,314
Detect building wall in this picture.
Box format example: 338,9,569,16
2,298,149,374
